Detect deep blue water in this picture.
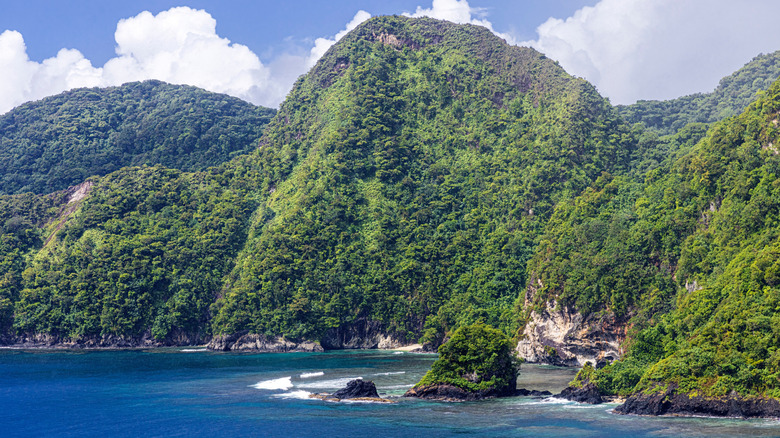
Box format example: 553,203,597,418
2,349,780,437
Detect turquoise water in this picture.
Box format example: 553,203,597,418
1,349,779,437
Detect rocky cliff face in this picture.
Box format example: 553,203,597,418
616,385,780,418
319,319,407,350
515,299,626,366
206,332,323,352
4,331,204,348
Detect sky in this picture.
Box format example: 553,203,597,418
2,0,780,114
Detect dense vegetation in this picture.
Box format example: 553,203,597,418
414,323,517,392
0,16,639,345
2,13,780,405
544,79,780,398
617,50,780,135
208,16,639,344
0,81,275,195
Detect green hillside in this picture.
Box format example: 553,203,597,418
0,15,639,345
3,13,780,407
538,79,780,399
617,50,780,135
208,16,638,344
0,80,275,195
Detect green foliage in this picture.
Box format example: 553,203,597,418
210,15,637,342
4,16,780,405
416,323,518,392
11,165,253,342
618,51,780,135
548,78,780,399
0,80,275,195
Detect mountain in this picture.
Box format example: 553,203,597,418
617,50,780,135
527,77,780,405
207,15,640,347
4,13,780,412
0,80,275,195
1,15,640,347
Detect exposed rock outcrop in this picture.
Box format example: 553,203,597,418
332,379,380,399
320,319,407,350
3,331,205,349
515,388,553,397
309,379,394,403
516,296,625,366
404,383,513,401
557,383,604,404
207,332,323,352
616,385,780,418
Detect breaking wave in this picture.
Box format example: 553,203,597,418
296,377,363,390
251,376,293,391
272,390,313,400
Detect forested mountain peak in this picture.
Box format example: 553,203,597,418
0,80,275,195
209,15,637,344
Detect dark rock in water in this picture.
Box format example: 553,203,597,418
515,388,553,397
615,385,780,418
404,384,511,401
331,379,380,399
557,383,604,404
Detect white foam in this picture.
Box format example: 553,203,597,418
380,384,414,390
296,377,363,390
524,397,573,406
392,351,404,355
300,372,325,378
251,376,293,390
373,371,405,376
272,390,313,400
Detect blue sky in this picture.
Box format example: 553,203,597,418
1,1,597,64
1,0,779,113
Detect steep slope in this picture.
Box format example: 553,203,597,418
519,53,780,366
534,78,780,409
618,50,780,135
1,15,640,347
0,80,275,195
208,15,637,348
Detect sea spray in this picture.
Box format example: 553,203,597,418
272,390,313,400
296,377,363,390
251,376,293,390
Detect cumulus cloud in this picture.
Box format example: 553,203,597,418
0,30,103,114
522,0,780,104
0,7,371,114
404,0,516,44
307,10,371,68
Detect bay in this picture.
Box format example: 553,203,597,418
1,349,778,437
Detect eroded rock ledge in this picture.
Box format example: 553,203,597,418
516,298,625,366
3,331,204,349
615,385,780,418
404,384,547,402
207,332,323,352
404,384,503,401
557,383,604,404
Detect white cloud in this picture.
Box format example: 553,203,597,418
0,30,103,114
307,10,371,68
0,7,372,114
4,1,779,114
404,0,516,44
522,0,780,104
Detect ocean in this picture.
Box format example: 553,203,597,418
1,349,779,437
